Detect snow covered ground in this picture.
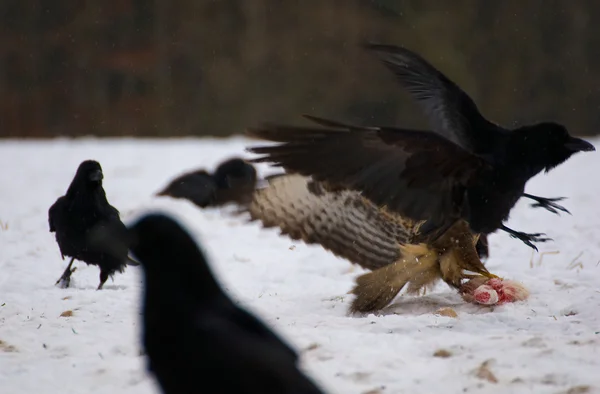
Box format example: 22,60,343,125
0,137,599,394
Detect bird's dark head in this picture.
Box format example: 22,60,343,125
511,122,595,173
213,158,257,189
130,213,222,298
128,214,198,267
66,160,105,198
155,170,213,199
75,160,104,184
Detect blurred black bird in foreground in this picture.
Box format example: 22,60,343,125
246,43,594,252
156,157,257,208
48,160,138,289
90,212,325,394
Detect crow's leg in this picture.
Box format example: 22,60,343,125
475,235,489,260
55,257,77,287
500,225,552,251
97,269,109,290
522,193,570,215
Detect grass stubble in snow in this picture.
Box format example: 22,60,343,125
0,137,599,394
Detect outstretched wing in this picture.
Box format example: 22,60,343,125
364,43,495,154
247,123,489,234
245,174,416,270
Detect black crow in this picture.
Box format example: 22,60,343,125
156,157,257,208
91,213,325,394
297,113,565,258
301,113,571,217
245,44,594,251
48,160,138,289
363,44,574,217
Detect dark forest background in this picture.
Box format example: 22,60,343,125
2,0,600,138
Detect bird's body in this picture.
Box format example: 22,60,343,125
156,157,257,208
246,173,495,312
113,213,325,394
48,160,135,289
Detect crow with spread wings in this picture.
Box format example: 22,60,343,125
243,44,594,313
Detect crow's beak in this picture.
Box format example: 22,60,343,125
565,137,595,152
89,170,104,181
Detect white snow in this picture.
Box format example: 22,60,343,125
0,137,599,394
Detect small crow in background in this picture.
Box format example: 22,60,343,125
156,157,257,208
48,160,138,289
89,212,326,394
246,43,595,252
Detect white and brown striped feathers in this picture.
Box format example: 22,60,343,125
247,173,420,271
244,173,495,313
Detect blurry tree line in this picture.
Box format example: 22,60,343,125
1,0,600,138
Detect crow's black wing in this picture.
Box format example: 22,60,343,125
364,43,495,154
48,196,66,233
247,124,490,234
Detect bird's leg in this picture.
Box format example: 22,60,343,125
500,225,552,251
55,257,77,287
435,221,500,289
475,236,489,260
522,193,570,215
97,270,109,290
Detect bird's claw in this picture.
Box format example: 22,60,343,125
483,272,502,280
508,232,552,251
55,267,77,287
529,196,571,215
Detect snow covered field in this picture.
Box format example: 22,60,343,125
0,137,599,394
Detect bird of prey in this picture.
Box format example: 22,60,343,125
89,213,325,394
156,157,257,208
48,160,138,289
245,173,502,312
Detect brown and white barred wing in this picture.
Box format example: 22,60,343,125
246,174,416,271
